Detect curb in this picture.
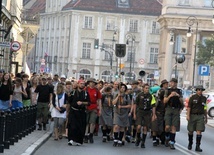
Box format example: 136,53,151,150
21,132,52,155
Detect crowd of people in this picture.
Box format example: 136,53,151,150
0,69,208,152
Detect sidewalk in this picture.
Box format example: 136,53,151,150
2,118,214,155
2,125,52,155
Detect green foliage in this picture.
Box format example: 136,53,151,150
197,36,214,66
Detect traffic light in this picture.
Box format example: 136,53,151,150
94,39,99,49
115,44,126,58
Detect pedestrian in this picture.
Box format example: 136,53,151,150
52,83,68,140
129,80,141,143
22,74,31,107
112,83,131,147
99,86,113,142
34,75,53,130
163,78,184,149
67,80,90,146
134,83,156,148
186,85,207,152
151,79,168,146
84,78,102,143
11,78,27,109
30,76,39,105
0,73,13,110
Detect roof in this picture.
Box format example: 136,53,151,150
24,0,46,19
62,0,162,16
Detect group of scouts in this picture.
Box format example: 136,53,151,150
66,77,207,153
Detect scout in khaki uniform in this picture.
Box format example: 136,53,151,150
186,85,207,152
134,84,156,148
163,78,183,150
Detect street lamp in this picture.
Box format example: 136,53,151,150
126,33,136,80
112,28,119,77
101,43,113,82
186,16,198,88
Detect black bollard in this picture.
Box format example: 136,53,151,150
33,105,37,131
19,107,25,138
0,111,5,153
24,106,29,135
16,108,23,140
13,108,19,142
9,109,15,145
4,110,11,149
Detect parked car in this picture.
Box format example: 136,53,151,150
203,92,214,117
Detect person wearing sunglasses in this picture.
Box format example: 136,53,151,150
186,85,207,152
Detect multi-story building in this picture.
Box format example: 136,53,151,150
158,0,214,88
34,0,162,83
0,0,23,74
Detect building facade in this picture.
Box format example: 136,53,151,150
34,0,162,83
0,0,23,74
158,0,214,88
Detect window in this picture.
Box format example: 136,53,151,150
129,19,138,32
82,43,91,59
52,17,55,29
106,17,116,30
2,0,7,6
179,0,190,5
103,44,113,60
101,71,111,82
79,69,91,79
152,21,159,34
204,0,212,7
104,51,111,60
127,47,135,62
84,16,93,29
150,48,158,64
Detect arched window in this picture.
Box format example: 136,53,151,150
101,70,111,82
79,69,91,80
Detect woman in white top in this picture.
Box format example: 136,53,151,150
52,83,68,140
11,78,27,109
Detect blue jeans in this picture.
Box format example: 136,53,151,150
0,100,10,110
11,100,23,109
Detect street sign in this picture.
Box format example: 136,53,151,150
139,58,145,65
198,65,210,76
0,41,11,48
11,41,21,51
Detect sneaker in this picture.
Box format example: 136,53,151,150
141,141,145,148
169,142,175,150
68,140,82,146
68,140,74,145
102,136,107,142
117,141,122,147
113,140,118,147
153,141,158,146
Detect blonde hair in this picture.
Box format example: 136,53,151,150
56,83,64,94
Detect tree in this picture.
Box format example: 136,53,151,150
197,36,214,66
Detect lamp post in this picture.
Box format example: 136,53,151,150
212,0,214,24
101,43,113,82
126,33,136,80
186,16,198,88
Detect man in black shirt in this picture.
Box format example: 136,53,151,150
67,80,90,146
34,76,53,130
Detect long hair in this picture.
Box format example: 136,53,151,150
56,83,64,95
2,73,13,91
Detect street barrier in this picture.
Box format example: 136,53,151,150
0,105,37,153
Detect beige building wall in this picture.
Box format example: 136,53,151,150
158,0,214,88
